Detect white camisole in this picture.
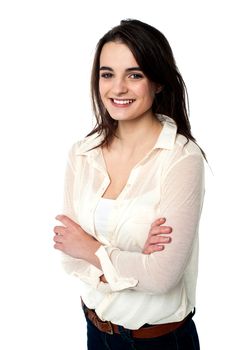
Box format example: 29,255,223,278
94,198,116,244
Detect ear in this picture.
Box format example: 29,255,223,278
154,83,163,94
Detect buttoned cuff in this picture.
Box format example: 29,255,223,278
61,253,103,289
72,263,104,289
95,245,138,292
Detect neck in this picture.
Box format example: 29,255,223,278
113,115,162,151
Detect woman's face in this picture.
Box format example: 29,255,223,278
99,41,159,123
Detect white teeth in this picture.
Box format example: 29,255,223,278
113,99,134,105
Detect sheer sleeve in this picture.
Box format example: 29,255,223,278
95,153,205,294
61,144,103,287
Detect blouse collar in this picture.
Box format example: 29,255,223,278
75,114,177,156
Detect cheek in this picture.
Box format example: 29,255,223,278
99,80,110,98
134,82,154,101
98,81,104,98
99,82,111,110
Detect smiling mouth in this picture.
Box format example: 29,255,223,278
111,98,135,105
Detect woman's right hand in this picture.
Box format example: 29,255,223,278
143,218,172,254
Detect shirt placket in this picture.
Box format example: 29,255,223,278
87,152,111,238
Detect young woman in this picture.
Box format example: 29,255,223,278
53,19,205,350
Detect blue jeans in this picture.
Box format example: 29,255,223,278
85,312,200,350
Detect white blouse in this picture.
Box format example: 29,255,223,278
94,198,116,245
61,115,205,329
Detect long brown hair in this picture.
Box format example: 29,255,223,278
87,19,206,159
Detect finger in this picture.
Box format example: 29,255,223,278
150,226,172,235
151,218,166,227
53,235,63,243
143,245,164,254
54,242,63,250
143,236,170,253
55,214,76,228
148,236,172,245
53,226,66,235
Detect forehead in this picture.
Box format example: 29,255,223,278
99,41,138,68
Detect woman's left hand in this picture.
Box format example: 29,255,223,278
53,215,101,260
143,218,172,254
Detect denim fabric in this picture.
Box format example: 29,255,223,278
85,312,200,350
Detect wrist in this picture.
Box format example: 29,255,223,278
82,240,102,269
100,274,107,283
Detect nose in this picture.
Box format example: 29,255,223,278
111,77,128,95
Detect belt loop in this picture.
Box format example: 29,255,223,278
106,321,114,335
118,326,134,345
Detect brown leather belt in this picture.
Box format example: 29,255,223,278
81,300,192,339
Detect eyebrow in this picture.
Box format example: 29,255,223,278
99,66,142,72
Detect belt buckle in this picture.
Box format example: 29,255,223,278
106,321,114,335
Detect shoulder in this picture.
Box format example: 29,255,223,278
175,134,203,157
70,132,104,156
162,134,204,176
66,133,103,170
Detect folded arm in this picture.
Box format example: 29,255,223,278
94,154,205,294
55,144,173,289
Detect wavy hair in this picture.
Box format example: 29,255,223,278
87,19,206,159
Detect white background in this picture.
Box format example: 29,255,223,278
0,0,232,349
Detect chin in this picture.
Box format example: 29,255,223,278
109,114,134,122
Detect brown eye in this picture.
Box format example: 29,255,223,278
100,73,113,79
130,73,143,79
